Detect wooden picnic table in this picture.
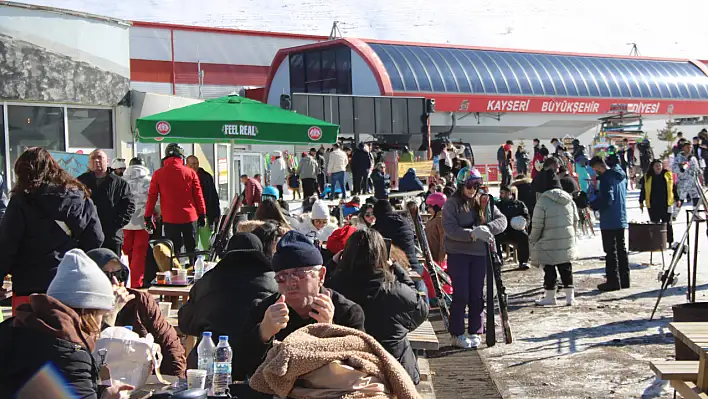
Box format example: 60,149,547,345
409,320,439,351
409,270,422,280
665,322,708,397
148,284,192,308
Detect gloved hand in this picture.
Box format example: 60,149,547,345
471,225,494,243
144,216,155,233
198,215,206,227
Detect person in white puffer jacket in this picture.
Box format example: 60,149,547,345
270,151,289,201
296,200,337,244
530,174,579,307
123,157,156,288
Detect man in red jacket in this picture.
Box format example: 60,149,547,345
240,174,263,206
144,144,206,263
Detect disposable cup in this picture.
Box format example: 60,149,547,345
156,272,168,285
186,369,207,390
158,301,172,317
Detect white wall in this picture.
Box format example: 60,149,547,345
0,4,130,77
129,26,172,61
267,56,290,106
351,50,381,96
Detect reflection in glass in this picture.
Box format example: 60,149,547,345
67,108,113,148
7,105,65,183
135,142,160,175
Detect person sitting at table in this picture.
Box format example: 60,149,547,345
326,229,428,384
179,232,279,374
294,199,338,243
399,168,425,193
86,248,187,377
254,198,295,229
232,230,365,380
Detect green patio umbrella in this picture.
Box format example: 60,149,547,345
136,95,339,144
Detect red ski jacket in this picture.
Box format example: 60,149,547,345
145,157,206,224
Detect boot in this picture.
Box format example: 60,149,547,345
535,289,557,306
620,274,630,289
597,280,621,292
564,288,575,306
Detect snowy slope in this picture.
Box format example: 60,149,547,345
23,0,708,59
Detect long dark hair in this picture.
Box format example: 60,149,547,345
452,183,481,216
12,147,89,197
645,159,664,178
254,198,292,229
336,229,394,287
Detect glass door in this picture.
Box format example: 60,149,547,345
232,151,264,197
216,144,231,209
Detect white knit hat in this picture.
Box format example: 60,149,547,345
47,249,114,311
311,200,330,220
111,158,127,169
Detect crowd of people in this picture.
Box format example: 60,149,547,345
1,130,706,397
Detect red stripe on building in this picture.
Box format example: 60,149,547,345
131,59,270,86
396,92,708,115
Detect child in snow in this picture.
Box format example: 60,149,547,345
288,168,301,200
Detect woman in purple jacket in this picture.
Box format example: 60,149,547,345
442,167,507,349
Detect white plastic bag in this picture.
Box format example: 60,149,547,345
94,327,165,389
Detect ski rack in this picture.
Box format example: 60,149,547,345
650,174,708,320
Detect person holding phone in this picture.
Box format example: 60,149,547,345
233,231,365,379
327,229,428,384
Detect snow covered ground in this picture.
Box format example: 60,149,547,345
479,188,707,398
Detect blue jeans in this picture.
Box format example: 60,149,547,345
446,253,487,336
329,171,347,199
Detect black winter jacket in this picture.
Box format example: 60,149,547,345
352,146,373,175
232,290,365,379
197,168,221,226
178,250,279,375
327,264,428,384
512,177,535,215
372,169,389,200
0,186,104,296
78,172,135,247
373,212,422,274
0,295,102,398
496,198,530,233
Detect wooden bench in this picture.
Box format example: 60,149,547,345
409,320,439,351
649,322,708,399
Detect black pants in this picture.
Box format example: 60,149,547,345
495,229,530,263
648,206,674,244
601,229,629,287
302,178,317,199
164,222,197,264
352,173,367,195
275,185,284,200
543,263,573,289
317,173,325,194
501,168,511,186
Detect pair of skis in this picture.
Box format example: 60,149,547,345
407,201,452,330
480,192,513,346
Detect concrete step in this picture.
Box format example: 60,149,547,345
417,356,436,399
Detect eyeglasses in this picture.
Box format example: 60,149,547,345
274,267,322,283
364,212,374,217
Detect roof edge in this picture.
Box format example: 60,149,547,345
132,20,328,41
0,1,131,26
362,38,693,62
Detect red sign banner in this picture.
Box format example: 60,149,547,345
397,93,708,115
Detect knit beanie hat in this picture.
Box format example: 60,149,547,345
310,200,330,220
272,230,324,272
47,249,114,311
373,199,394,219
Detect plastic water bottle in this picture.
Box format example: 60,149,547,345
194,255,205,281
124,326,133,331
212,335,232,396
197,332,215,389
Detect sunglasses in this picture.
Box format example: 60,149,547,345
104,268,129,284
465,180,482,190
364,212,374,217
274,267,322,284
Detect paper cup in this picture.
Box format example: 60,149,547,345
159,301,172,317
186,369,207,390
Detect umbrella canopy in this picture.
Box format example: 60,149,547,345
136,95,339,144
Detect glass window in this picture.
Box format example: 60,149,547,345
67,108,113,148
335,46,352,94
0,105,5,190
305,51,322,86
7,105,65,181
135,142,160,175
216,144,229,203
289,53,305,94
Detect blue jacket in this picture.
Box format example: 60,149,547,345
589,165,628,230
399,169,424,192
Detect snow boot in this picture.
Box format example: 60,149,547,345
452,334,472,349
597,280,621,292
564,288,575,306
535,289,557,306
468,334,482,348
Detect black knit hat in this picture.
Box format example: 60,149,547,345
271,230,323,272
